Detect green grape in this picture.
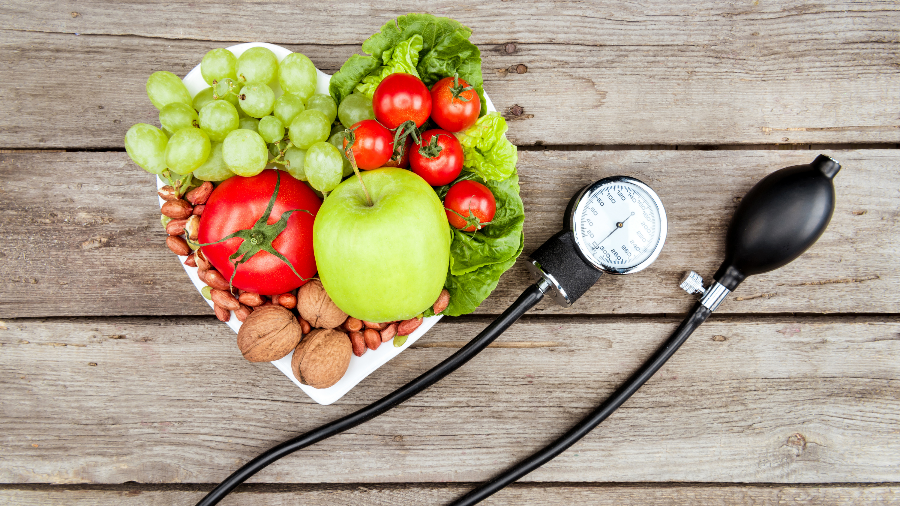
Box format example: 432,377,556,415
146,71,193,111
199,100,240,142
337,92,375,128
273,94,305,125
258,116,285,144
222,129,268,176
304,142,343,193
238,84,275,118
165,128,211,175
124,123,168,174
278,53,317,102
306,94,337,124
201,48,237,86
328,130,354,177
288,110,330,149
192,87,216,112
159,102,199,133
192,142,236,181
240,117,259,132
236,47,278,85
284,147,307,181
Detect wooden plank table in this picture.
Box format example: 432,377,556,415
2,2,899,504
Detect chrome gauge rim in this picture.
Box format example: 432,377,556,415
569,176,668,275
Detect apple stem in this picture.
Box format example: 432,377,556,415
345,146,374,207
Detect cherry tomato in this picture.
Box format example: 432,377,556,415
410,129,464,186
430,75,480,132
444,180,496,232
342,119,394,170
372,73,432,129
198,169,321,295
382,135,412,169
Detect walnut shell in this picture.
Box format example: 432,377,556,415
296,279,348,329
237,305,303,362
291,328,352,389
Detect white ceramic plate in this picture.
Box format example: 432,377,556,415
158,42,496,405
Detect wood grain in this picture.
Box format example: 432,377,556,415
2,0,899,148
1,485,898,506
1,150,896,318
2,316,898,484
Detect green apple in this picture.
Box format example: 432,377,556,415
313,168,450,322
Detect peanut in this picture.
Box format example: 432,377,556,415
166,235,191,255
235,304,252,322
166,218,188,236
363,320,388,331
195,249,211,271
183,252,197,268
433,289,450,314
210,288,240,311
161,199,193,219
158,185,178,201
397,317,423,336
184,215,200,241
343,317,363,332
349,331,366,357
298,317,311,334
239,291,265,307
380,323,398,343
214,304,231,322
275,292,297,309
364,329,381,350
185,181,213,205
192,204,205,216
204,269,231,291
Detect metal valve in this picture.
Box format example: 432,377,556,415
679,271,706,295
679,270,731,312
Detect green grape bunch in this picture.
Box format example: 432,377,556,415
124,44,374,194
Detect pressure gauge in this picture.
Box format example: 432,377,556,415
527,176,667,307
567,176,667,275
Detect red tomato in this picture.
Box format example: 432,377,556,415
410,129,463,186
382,135,412,169
430,76,480,132
343,119,394,170
444,180,496,232
372,73,432,129
198,169,321,295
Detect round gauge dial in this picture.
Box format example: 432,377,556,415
569,176,667,274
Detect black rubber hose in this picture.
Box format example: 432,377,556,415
448,301,712,506
195,283,546,506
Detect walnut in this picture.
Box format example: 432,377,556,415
291,328,352,389
296,279,348,329
237,305,303,362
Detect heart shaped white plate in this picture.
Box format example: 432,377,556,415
158,42,497,405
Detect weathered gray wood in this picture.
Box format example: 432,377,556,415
1,316,898,484
1,150,896,318
1,485,898,505
2,0,899,148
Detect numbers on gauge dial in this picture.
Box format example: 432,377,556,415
579,183,659,268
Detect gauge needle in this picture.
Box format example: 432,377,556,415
597,212,635,245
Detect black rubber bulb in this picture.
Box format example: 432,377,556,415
714,154,841,290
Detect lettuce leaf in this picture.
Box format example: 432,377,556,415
457,113,518,181
329,13,484,116
328,54,381,107
355,34,424,98
362,13,469,59
442,230,524,317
